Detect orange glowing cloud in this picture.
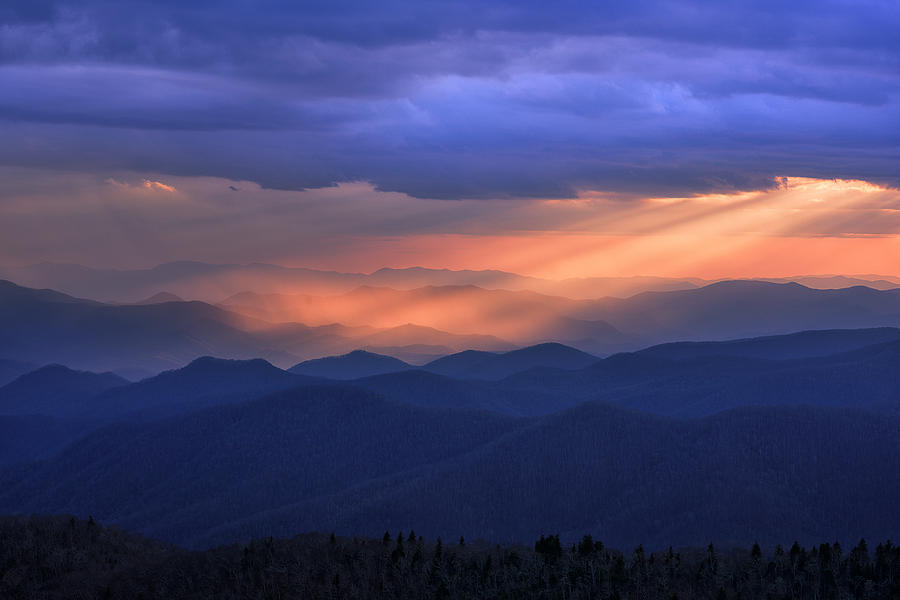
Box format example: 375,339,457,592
142,179,177,193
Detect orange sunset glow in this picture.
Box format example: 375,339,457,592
336,233,900,281
254,177,900,280
2,172,897,281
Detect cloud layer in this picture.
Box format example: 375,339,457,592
1,0,898,198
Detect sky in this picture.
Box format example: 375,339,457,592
1,0,899,278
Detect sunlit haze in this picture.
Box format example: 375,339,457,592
1,171,898,279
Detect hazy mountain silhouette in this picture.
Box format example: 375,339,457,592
219,286,582,337
221,280,900,353
8,272,900,420
0,364,128,416
0,261,707,302
353,323,513,353
636,327,900,361
133,291,185,304
7,273,900,420
255,320,513,364
289,342,599,383
422,342,599,380
0,278,100,306
353,344,448,364
0,279,295,373
0,279,521,373
7,261,898,305
0,358,322,466
504,337,900,418
366,268,706,298
289,350,412,379
582,281,900,344
0,358,38,387
79,356,314,421
1,385,896,550
220,286,630,352
759,275,900,290
9,278,900,375
339,330,900,418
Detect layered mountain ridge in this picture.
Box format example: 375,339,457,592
3,276,900,550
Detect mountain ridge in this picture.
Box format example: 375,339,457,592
0,364,128,416
2,388,896,550
289,350,412,379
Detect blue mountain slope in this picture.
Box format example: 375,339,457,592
2,390,896,551
0,357,323,467
423,342,598,380
0,385,523,547
503,336,900,417
637,327,900,361
81,356,317,421
0,365,128,416
351,369,579,416
0,279,294,374
0,358,40,388
289,350,411,379
0,415,97,467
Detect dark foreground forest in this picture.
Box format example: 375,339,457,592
2,515,898,600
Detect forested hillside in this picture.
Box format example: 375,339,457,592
2,386,898,550
2,515,898,600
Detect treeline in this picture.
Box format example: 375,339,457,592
2,516,898,599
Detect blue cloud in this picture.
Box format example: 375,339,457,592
0,0,898,198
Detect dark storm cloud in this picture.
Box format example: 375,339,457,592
0,0,898,198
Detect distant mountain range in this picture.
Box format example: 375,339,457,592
636,327,900,360
0,279,292,375
289,350,412,379
503,341,900,418
421,343,599,379
0,261,705,301
2,261,897,304
583,280,900,343
218,287,631,351
0,364,128,416
133,291,185,305
5,325,899,425
290,343,599,381
0,280,513,373
4,325,900,548
5,277,900,374
221,280,900,353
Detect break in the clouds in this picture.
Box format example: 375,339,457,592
1,168,898,279
1,0,899,199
